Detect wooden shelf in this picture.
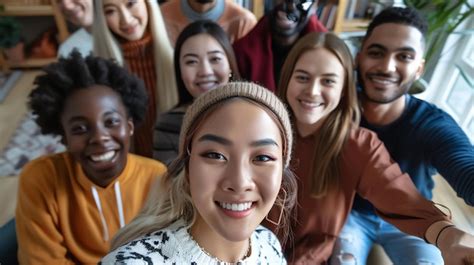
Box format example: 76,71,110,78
341,18,371,32
0,5,54,16
9,57,57,69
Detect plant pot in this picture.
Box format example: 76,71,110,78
3,42,25,64
409,78,428,95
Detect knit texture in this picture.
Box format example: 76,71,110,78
121,32,156,157
179,82,293,167
101,219,287,264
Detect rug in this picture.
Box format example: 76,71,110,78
0,112,65,176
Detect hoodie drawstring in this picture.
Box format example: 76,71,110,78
91,181,125,241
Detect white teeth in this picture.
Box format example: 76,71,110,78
300,100,323,108
371,77,397,85
197,81,218,90
219,202,252,212
90,151,116,162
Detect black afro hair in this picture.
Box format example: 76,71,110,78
28,50,148,136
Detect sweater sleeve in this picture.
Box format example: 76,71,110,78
153,110,183,165
16,157,75,264
422,112,474,205
353,129,450,239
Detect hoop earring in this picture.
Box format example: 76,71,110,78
265,188,287,226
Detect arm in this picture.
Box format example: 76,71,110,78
425,220,474,264
16,159,74,264
424,114,474,205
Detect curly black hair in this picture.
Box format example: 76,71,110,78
28,50,148,136
365,6,428,45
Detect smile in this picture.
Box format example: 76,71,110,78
299,99,323,109
218,201,253,212
89,150,116,162
369,75,398,85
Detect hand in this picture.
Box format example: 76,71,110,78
437,226,474,265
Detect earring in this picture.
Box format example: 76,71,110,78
265,188,287,226
228,72,233,81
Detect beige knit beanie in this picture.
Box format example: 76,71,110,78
179,82,293,168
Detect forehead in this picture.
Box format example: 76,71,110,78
192,99,283,145
62,85,125,116
364,23,424,53
296,48,344,73
181,34,224,53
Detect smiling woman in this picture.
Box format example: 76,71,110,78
102,82,297,264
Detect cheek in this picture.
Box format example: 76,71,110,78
105,16,120,34
257,168,282,203
286,82,299,109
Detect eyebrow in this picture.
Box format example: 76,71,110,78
294,69,341,78
197,134,279,147
367,43,416,53
182,50,225,58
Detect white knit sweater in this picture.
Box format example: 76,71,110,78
101,219,286,264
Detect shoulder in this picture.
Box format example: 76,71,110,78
128,154,167,174
347,126,382,149
58,28,93,58
101,222,186,264
233,16,268,49
18,152,74,195
224,0,257,20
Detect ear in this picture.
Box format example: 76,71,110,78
415,58,425,80
127,118,134,136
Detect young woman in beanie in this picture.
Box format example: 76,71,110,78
153,20,241,165
93,0,177,157
274,32,474,264
102,82,297,264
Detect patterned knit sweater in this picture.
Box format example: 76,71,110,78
101,219,287,264
121,32,156,158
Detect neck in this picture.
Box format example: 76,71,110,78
296,119,323,138
362,94,406,126
187,0,216,13
190,220,250,262
273,34,299,47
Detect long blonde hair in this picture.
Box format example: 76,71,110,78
278,32,360,197
93,0,178,112
111,93,297,250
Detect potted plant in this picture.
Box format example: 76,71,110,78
0,15,24,64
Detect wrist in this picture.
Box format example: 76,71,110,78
425,220,454,245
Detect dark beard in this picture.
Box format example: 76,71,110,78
357,69,414,104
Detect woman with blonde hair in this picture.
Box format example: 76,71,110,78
93,0,177,157
102,82,297,264
274,32,474,264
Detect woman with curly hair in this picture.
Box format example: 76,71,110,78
15,51,167,264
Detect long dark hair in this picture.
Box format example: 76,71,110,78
174,20,241,107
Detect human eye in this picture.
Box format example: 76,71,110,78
104,8,115,16
105,117,121,127
210,56,222,64
253,154,276,163
200,151,227,161
367,49,383,58
322,78,336,86
294,74,310,83
184,59,198,66
398,53,415,62
126,0,137,8
70,124,88,135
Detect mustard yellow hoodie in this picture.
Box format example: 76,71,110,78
16,152,166,264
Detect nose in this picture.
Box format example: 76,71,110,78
88,125,111,144
198,60,213,76
307,80,322,96
379,55,397,73
221,160,255,193
119,8,133,26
